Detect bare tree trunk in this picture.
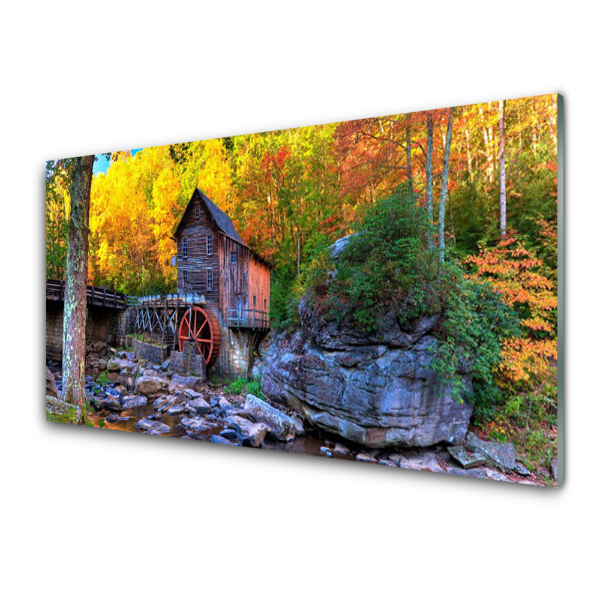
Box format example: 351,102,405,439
296,183,301,277
61,155,94,422
426,112,434,249
406,120,413,195
438,107,455,264
499,99,507,238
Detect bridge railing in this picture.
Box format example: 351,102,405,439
46,279,135,310
227,308,270,330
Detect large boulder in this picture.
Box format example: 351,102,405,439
134,376,169,398
259,298,473,449
170,374,205,392
224,415,268,448
244,394,296,441
46,395,83,425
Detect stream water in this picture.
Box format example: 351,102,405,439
77,367,357,462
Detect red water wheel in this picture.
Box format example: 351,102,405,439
178,307,221,368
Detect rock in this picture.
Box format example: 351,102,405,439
219,397,233,410
135,419,170,435
135,376,169,398
291,414,305,436
260,311,473,448
100,394,122,411
121,395,148,410
465,432,516,473
379,459,398,467
105,414,131,423
244,394,296,442
219,429,239,441
481,468,510,482
185,397,211,415
513,462,531,477
167,404,184,416
46,395,83,425
551,457,558,480
356,453,378,463
108,358,135,372
209,435,235,445
320,447,333,457
143,369,159,377
447,445,486,469
46,367,59,398
146,413,162,420
224,415,268,448
329,233,357,260
334,442,350,455
171,373,205,392
180,416,212,433
155,395,178,413
444,467,487,479
399,450,443,473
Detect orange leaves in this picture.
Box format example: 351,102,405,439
466,236,557,390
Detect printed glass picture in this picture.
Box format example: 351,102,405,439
46,94,563,486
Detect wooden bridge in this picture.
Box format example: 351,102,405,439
46,279,137,310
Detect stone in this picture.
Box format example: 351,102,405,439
224,415,268,448
134,376,169,398
219,429,239,441
259,307,473,448
481,468,510,482
154,395,178,412
108,358,135,372
244,394,296,442
319,447,333,457
399,450,443,473
209,435,235,445
291,414,305,436
105,414,130,423
121,395,148,410
167,404,184,416
46,395,83,425
447,445,486,469
356,453,378,463
180,416,212,433
135,419,170,435
379,459,398,467
171,373,205,392
160,359,170,371
46,367,59,398
465,432,516,473
551,457,558,480
334,442,350,455
143,369,159,377
513,462,531,477
185,397,211,415
100,394,122,411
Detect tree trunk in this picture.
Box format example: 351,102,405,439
406,121,413,195
438,107,455,264
426,112,434,249
61,155,94,422
499,99,507,238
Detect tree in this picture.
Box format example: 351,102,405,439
61,155,94,421
499,99,507,237
425,112,434,249
438,106,455,263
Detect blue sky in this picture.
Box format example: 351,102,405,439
93,148,142,175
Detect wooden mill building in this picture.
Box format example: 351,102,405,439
173,188,272,378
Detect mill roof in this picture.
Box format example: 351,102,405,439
174,189,272,268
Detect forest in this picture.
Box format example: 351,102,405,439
46,94,558,476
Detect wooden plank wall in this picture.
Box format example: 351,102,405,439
248,256,271,314
176,199,220,316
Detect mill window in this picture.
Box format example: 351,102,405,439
182,237,188,259
206,267,213,290
264,299,267,310
206,233,213,256
195,203,200,218
183,270,188,283
231,251,237,264
253,296,257,308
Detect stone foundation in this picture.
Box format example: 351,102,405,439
46,301,136,361
132,337,170,365
170,341,207,379
212,328,267,380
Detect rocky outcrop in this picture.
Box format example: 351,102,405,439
244,394,297,442
46,395,83,425
259,297,473,449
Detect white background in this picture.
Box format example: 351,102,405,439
1,2,598,599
